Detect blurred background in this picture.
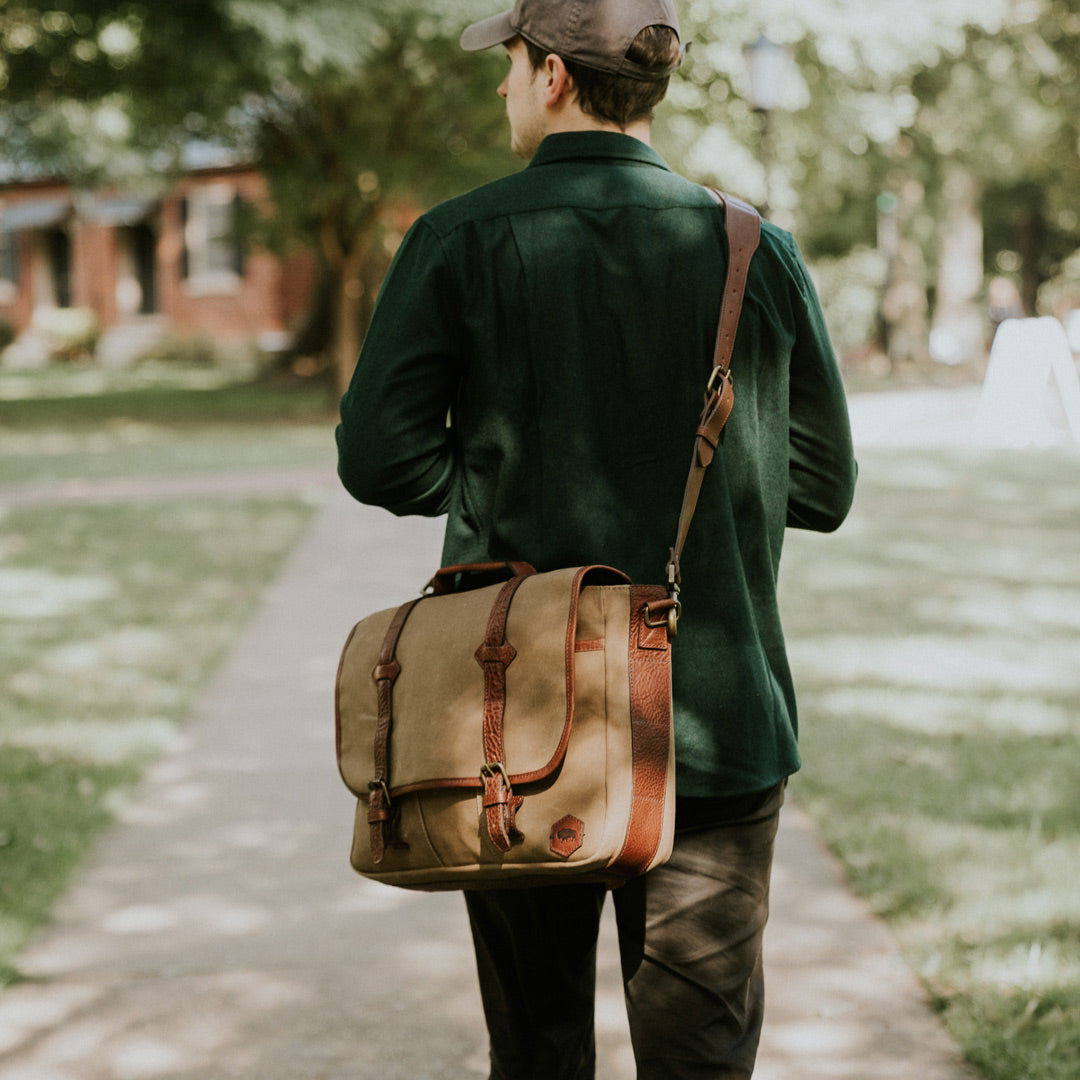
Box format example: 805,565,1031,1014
0,4,1078,1080
2,0,1079,390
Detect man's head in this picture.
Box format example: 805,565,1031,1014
461,1,684,157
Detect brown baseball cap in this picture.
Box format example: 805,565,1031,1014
460,0,683,82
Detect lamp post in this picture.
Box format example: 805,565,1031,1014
743,34,792,217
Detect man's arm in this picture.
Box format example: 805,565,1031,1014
336,219,461,517
784,241,857,532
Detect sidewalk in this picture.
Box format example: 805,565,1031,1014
0,403,980,1079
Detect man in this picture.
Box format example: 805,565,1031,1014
336,1,856,1076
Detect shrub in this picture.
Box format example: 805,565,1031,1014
1037,249,1080,322
32,307,101,362
808,247,889,358
135,334,220,367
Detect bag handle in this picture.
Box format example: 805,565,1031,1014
659,190,761,635
425,561,537,596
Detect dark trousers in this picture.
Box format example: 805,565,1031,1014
465,781,784,1080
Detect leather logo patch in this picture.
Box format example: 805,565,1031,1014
549,815,585,858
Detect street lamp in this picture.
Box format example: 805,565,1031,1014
742,34,793,216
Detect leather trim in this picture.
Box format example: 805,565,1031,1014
426,561,536,595
476,574,529,851
367,597,423,862
611,585,672,876
574,637,606,652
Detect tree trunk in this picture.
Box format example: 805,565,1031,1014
932,162,985,366
331,245,365,401
882,240,931,370
1017,199,1044,316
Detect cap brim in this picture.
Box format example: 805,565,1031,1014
460,10,515,52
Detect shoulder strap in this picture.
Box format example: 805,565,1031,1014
708,190,762,383
656,190,761,636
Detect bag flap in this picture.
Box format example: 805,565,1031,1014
337,566,626,797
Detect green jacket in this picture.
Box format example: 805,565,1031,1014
337,131,856,797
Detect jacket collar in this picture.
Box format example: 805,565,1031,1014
528,131,671,172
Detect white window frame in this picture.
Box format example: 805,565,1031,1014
183,182,241,297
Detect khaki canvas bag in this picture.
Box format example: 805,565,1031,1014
335,193,761,890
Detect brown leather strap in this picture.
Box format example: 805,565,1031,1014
475,574,530,852
660,191,761,630
425,561,536,596
367,597,422,863
709,191,761,388
611,585,675,876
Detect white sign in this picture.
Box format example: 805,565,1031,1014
972,317,1080,447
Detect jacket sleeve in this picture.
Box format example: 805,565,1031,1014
335,218,461,517
784,238,857,532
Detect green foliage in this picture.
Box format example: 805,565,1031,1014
235,2,517,258
669,0,1080,314
0,317,15,354
134,333,220,368
946,987,1080,1080
0,747,140,983
807,247,888,356
0,0,265,180
6,0,1080,360
1037,249,1080,317
0,376,333,429
33,305,100,361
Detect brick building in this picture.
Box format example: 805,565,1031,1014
0,164,316,364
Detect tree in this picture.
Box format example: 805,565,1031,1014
8,0,1079,377
1,1,264,180
664,0,1080,368
2,0,516,392
656,0,1015,368
225,1,517,393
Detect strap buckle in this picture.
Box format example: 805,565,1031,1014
706,363,732,395
367,778,392,806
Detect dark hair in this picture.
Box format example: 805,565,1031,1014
523,26,680,128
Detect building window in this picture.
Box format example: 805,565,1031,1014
181,183,244,296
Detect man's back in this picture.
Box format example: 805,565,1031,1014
337,129,855,797
339,6,857,1073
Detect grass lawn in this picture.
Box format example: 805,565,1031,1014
782,444,1080,1080
0,366,332,983
0,363,336,488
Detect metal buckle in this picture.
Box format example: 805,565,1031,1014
480,762,506,782
706,364,732,395
367,778,392,805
